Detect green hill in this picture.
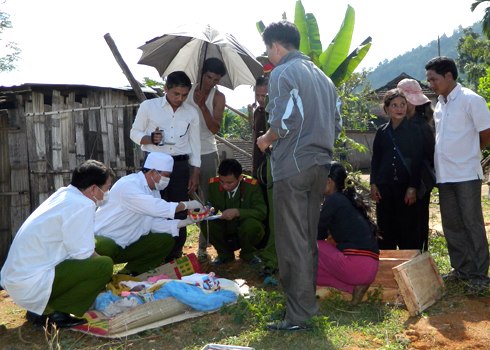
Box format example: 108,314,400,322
367,22,482,89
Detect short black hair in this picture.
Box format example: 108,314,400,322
166,71,192,89
218,158,242,179
255,76,268,88
262,21,300,50
202,58,227,77
70,160,114,190
425,56,458,80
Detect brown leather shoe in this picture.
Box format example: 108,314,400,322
351,285,370,305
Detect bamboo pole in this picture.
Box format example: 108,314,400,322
24,104,140,117
104,33,147,103
225,103,248,120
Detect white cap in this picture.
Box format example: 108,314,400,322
144,152,174,172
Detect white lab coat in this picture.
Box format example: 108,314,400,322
94,172,179,248
0,185,96,314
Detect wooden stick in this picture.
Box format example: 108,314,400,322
104,33,147,103
25,104,140,117
225,103,248,120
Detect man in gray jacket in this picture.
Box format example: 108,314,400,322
257,21,341,331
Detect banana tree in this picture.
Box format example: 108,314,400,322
257,0,371,87
471,0,490,39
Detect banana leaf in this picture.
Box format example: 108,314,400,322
294,0,311,56
256,20,265,35
330,36,372,86
319,5,355,76
304,13,322,65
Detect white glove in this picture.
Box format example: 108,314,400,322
183,200,204,210
177,218,193,229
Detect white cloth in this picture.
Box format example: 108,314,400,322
434,83,490,183
0,185,96,314
94,172,179,247
186,84,218,155
130,96,201,167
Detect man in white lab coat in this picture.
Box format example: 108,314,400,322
95,152,205,275
1,160,115,328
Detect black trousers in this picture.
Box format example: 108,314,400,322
161,157,190,260
376,183,419,250
416,191,431,251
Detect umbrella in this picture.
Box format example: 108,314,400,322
137,24,263,90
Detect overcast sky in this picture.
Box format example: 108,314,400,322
0,0,485,107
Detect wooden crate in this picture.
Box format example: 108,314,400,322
371,249,420,300
392,252,445,316
317,250,420,303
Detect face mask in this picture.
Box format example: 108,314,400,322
154,174,170,191
94,186,109,207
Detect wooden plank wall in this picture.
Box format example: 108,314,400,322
1,87,146,269
9,97,30,237
7,87,144,227
0,111,12,268
22,88,143,210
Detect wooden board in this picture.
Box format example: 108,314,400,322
392,252,445,316
379,249,420,259
370,250,420,298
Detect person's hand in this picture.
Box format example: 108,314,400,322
247,103,253,114
404,187,417,206
370,184,382,203
220,208,239,220
193,89,207,108
188,169,200,194
326,234,337,246
257,135,271,153
183,200,204,210
150,127,163,145
247,103,256,116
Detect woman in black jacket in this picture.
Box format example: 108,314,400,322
317,162,379,304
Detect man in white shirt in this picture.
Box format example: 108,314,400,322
95,152,204,275
426,56,490,292
0,160,114,328
130,71,201,261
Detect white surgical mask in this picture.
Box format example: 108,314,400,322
94,186,109,207
154,174,170,191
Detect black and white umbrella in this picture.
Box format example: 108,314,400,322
137,24,263,90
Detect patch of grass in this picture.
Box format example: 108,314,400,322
215,287,407,350
221,288,286,326
429,233,451,275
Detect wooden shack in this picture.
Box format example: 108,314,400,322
0,83,157,269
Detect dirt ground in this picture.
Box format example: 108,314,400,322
1,188,490,349
400,184,490,350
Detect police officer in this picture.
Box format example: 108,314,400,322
202,159,267,265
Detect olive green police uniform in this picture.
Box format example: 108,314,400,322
203,175,267,261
